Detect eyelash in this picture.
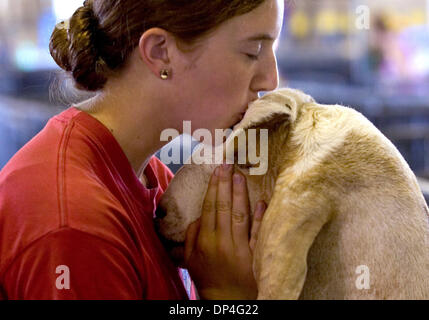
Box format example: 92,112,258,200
246,53,259,61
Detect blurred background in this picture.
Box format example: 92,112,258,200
0,0,428,203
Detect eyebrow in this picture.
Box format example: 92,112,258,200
245,34,276,42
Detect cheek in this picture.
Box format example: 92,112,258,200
211,65,251,100
198,73,240,107
182,59,252,129
199,51,251,97
204,77,248,121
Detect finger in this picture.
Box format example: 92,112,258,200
249,201,267,254
216,164,233,240
231,172,251,248
199,167,219,233
184,218,201,264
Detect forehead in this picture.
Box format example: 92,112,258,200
224,0,284,41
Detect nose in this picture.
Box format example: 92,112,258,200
155,205,167,219
251,50,279,93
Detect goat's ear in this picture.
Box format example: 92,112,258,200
223,90,298,165
234,93,297,131
223,103,292,170
246,111,291,132
235,88,314,131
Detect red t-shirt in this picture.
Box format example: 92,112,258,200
0,106,190,300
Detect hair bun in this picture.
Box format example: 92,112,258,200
49,0,266,93
49,2,108,91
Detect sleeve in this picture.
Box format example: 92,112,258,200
2,227,143,300
152,156,174,185
151,156,175,205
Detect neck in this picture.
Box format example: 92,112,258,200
75,88,169,177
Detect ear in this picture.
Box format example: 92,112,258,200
222,91,293,173
234,88,314,131
223,88,314,170
234,88,315,131
138,28,173,79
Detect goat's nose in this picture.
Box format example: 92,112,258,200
155,206,167,219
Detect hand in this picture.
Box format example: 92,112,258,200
184,164,267,300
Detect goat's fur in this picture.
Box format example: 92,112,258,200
158,88,429,299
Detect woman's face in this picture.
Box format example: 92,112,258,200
171,0,284,137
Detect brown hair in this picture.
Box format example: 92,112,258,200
49,0,266,92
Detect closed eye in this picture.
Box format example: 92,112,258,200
246,53,259,61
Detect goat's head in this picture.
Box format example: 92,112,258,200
155,88,314,264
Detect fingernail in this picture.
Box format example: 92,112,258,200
256,201,266,213
233,173,242,184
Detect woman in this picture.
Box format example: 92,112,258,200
0,0,283,299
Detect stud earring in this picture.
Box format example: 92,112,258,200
160,69,170,80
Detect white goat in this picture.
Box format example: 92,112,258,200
157,88,429,299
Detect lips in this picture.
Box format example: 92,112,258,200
239,102,252,117
234,112,245,125
230,99,256,129
243,98,257,114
